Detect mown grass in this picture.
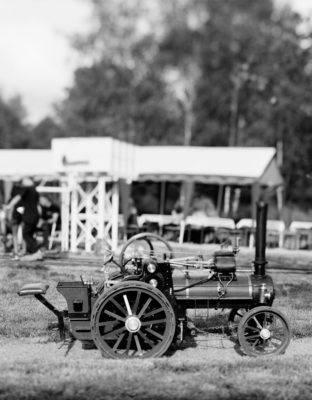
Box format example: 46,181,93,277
1,247,312,399
1,343,312,400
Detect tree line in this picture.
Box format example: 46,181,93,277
2,0,312,208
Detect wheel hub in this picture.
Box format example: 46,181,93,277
260,328,271,340
125,316,141,333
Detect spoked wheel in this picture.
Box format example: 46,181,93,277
237,306,291,356
228,308,248,338
91,281,176,358
118,233,174,270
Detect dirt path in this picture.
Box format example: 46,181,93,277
1,335,311,363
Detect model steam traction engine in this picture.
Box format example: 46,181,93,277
18,203,291,358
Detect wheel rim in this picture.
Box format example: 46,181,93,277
91,282,176,358
238,307,291,356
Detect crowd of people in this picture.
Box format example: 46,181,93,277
3,178,60,261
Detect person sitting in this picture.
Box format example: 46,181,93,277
126,199,139,238
163,202,184,241
37,196,60,250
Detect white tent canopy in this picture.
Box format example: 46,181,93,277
52,137,136,181
136,146,283,186
0,150,54,180
0,144,282,187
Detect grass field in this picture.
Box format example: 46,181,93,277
1,245,312,399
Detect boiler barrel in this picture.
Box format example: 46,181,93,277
173,274,252,300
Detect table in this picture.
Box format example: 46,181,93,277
236,218,285,248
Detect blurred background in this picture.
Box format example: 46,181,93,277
1,0,312,221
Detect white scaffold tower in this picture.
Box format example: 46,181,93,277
52,137,136,252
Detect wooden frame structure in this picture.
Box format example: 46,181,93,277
68,176,119,252
52,138,135,251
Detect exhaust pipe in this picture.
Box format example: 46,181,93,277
254,202,268,277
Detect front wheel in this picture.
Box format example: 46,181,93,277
237,306,291,356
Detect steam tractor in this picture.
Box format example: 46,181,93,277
18,202,291,358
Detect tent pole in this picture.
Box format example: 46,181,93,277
251,182,260,221
217,185,223,216
223,186,231,216
111,181,119,251
70,177,78,252
276,185,283,220
160,181,166,214
61,183,70,252
179,180,194,245
120,179,130,241
98,177,105,240
179,220,185,245
4,180,13,203
85,182,93,252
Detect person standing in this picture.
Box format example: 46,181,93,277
6,177,42,261
8,181,25,259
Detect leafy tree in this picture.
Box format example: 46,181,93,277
192,0,312,204
28,117,63,149
58,60,183,144
0,94,29,148
58,0,312,206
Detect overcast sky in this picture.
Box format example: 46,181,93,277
0,0,311,124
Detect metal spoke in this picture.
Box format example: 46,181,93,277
137,330,155,347
252,316,263,330
110,298,127,316
102,325,126,339
245,324,261,332
138,298,152,318
126,332,133,351
141,318,167,326
245,334,261,340
133,291,141,314
251,338,260,348
104,310,126,322
134,334,142,354
123,294,132,316
97,321,118,328
268,338,280,347
145,327,164,340
142,307,165,319
112,333,126,351
271,334,283,342
262,313,268,327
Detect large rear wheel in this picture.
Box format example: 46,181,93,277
91,281,176,358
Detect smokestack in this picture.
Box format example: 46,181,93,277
254,202,268,276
